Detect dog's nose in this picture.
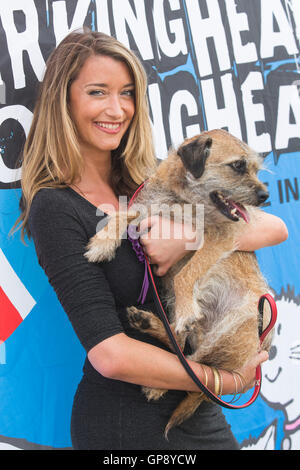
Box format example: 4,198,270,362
257,189,269,204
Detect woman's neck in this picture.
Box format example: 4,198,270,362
76,150,113,191
68,150,122,212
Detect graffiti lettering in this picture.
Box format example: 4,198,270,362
241,72,272,153
275,85,300,149
0,0,299,185
277,177,299,203
201,73,242,139
225,0,257,64
260,0,298,59
112,0,153,60
0,105,32,184
0,0,45,89
53,0,93,46
185,0,231,77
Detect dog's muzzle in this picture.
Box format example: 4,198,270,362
209,191,250,223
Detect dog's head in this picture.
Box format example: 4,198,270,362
176,129,269,224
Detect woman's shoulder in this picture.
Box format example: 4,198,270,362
28,187,79,230
30,186,74,212
28,186,90,243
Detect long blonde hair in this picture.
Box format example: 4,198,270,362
13,29,156,242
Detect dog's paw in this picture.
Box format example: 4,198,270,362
174,315,197,336
84,234,120,263
142,386,168,401
127,306,152,332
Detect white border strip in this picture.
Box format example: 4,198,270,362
0,249,36,319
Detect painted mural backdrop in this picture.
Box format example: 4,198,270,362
0,0,299,450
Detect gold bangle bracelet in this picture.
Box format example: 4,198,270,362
211,367,221,396
231,372,244,403
219,370,223,396
234,371,246,393
201,364,208,387
228,371,238,403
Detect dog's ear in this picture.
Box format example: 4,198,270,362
177,137,212,178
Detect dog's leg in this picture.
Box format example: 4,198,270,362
128,306,172,348
127,306,188,351
173,237,235,334
84,210,139,263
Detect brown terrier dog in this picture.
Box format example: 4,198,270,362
85,129,274,437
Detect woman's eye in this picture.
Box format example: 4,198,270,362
88,90,104,96
88,89,134,97
122,89,134,97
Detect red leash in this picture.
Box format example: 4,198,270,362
128,182,277,409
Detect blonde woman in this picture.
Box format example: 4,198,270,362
14,30,287,450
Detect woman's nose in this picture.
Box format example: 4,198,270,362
106,95,123,118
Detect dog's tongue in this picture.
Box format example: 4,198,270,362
231,202,250,223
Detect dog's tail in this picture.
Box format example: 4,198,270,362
164,392,207,439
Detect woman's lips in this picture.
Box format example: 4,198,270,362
94,121,122,134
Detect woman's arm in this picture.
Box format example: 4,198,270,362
139,211,288,276
88,332,269,395
235,210,288,251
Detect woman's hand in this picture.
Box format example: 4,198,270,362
138,215,200,276
221,350,269,395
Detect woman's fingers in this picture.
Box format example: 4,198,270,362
238,350,269,391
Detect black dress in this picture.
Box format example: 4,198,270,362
28,186,239,450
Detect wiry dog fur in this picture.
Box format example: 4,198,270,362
84,129,274,437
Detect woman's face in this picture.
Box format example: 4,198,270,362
69,54,135,158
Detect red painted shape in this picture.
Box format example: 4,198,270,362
0,287,23,342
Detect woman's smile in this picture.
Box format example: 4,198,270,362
93,121,123,134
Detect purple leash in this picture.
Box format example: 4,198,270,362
127,225,149,304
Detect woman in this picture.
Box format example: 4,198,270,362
14,30,287,450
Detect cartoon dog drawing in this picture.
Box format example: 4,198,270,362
260,288,300,450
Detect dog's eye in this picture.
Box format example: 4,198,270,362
228,159,247,174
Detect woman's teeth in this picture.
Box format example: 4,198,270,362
96,122,120,129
